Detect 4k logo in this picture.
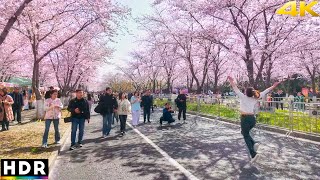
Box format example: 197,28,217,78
276,1,319,17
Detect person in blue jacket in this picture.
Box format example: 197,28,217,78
160,103,175,126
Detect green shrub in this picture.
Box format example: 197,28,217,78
187,102,320,134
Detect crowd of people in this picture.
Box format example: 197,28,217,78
0,87,25,131
38,86,190,150
2,80,318,165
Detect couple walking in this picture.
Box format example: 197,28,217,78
97,88,154,137
98,87,130,137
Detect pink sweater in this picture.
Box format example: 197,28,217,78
44,98,63,120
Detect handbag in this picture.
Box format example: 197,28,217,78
94,102,104,114
64,111,72,123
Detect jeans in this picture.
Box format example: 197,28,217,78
13,107,22,122
112,112,119,124
103,113,113,135
143,107,151,122
119,115,127,132
71,118,85,146
178,107,186,120
241,115,256,158
42,119,60,145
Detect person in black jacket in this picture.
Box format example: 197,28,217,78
10,87,24,123
177,89,187,122
99,87,118,138
141,90,153,123
67,89,90,150
273,90,285,110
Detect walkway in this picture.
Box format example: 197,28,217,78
50,109,320,180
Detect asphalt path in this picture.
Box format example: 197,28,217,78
50,109,320,180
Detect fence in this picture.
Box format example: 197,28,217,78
154,95,320,135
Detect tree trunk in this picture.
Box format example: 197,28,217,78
311,77,316,96
213,72,219,94
265,55,273,87
32,61,44,119
166,78,171,93
153,79,156,93
244,40,255,87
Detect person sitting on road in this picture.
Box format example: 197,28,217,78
160,103,175,126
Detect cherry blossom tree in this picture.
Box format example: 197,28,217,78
0,0,33,45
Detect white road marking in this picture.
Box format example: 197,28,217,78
126,122,199,180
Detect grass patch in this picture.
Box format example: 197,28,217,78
154,98,320,134
154,98,169,107
0,110,70,172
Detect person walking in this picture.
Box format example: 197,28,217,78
87,93,94,113
112,93,119,125
150,92,154,113
141,90,153,123
117,92,131,136
99,87,118,138
0,88,14,131
10,87,24,123
130,91,141,127
177,89,187,122
227,76,281,162
67,89,90,150
42,90,63,148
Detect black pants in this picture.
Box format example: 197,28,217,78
119,115,127,132
1,119,9,130
241,115,256,158
160,117,175,125
143,107,151,122
276,102,284,110
178,107,186,120
151,105,154,112
13,107,22,122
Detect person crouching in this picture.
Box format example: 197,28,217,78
160,103,175,126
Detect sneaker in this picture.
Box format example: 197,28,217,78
78,143,83,147
41,144,48,148
55,141,61,144
69,146,75,151
103,135,108,138
250,153,259,163
120,132,124,137
253,143,260,153
148,121,151,123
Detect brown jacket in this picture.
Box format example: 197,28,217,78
0,95,14,121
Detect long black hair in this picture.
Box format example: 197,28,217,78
87,94,92,101
246,87,260,98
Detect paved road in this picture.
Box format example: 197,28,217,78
50,109,320,180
